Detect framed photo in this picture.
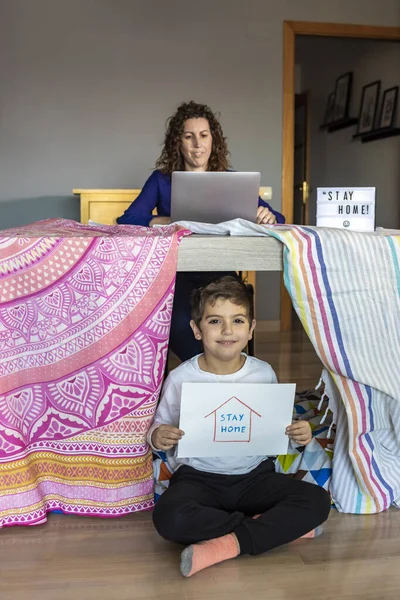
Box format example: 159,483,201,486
323,91,336,125
356,81,381,135
333,72,353,121
378,86,398,129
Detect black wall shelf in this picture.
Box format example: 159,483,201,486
320,117,358,133
352,127,400,143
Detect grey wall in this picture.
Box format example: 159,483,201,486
297,37,400,228
1,0,400,318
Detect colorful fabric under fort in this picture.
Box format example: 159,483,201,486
0,219,188,527
275,390,334,490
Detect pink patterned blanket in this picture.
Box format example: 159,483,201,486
0,219,189,527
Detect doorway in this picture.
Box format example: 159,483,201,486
280,21,400,331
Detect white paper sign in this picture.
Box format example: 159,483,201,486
317,187,375,231
177,383,296,458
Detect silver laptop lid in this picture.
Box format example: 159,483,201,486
170,171,261,224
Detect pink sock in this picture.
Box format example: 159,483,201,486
299,526,323,539
180,533,240,577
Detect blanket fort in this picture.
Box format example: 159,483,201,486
0,219,188,527
178,383,295,458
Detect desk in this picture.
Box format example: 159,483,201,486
177,235,283,271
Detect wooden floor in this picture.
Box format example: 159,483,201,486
1,329,399,600
1,508,400,600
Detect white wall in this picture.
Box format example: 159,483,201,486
297,37,400,228
1,0,400,318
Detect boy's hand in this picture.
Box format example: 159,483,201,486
285,420,312,446
152,425,184,451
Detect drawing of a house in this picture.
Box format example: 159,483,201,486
204,396,261,443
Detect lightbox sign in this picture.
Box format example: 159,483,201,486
317,187,375,232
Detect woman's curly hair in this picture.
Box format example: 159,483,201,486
155,101,230,174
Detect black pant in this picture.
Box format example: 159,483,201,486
169,271,238,362
153,460,331,555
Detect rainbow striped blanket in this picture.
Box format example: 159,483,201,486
0,219,188,527
268,225,400,514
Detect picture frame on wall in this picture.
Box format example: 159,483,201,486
323,92,336,125
378,86,398,129
332,72,353,121
356,81,381,135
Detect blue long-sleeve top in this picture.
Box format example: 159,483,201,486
116,170,285,226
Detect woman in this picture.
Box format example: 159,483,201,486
117,101,285,361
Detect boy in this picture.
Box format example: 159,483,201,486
147,276,331,577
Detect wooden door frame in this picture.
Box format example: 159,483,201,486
280,21,400,331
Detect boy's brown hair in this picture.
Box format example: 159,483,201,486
191,276,254,327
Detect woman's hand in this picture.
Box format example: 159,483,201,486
149,217,171,227
285,420,312,446
256,206,277,225
152,425,184,451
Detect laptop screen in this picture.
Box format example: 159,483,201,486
171,171,261,224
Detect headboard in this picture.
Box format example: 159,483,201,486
73,189,143,225
73,187,271,225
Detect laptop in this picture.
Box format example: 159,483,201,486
170,171,261,224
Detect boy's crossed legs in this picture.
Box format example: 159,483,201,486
153,460,331,577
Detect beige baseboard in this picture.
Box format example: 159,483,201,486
255,320,281,332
